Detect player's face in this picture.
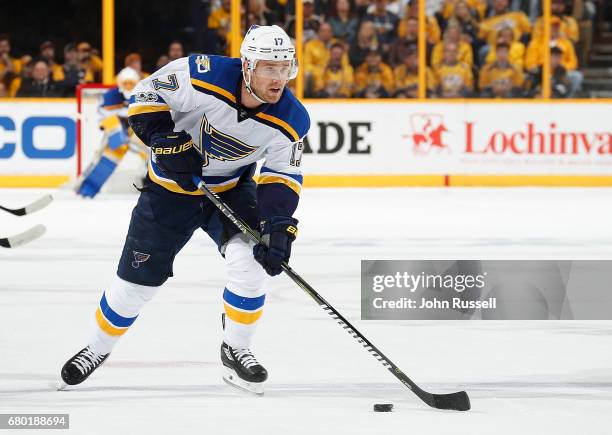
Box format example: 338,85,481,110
252,60,292,103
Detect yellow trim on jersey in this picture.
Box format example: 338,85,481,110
255,113,300,141
147,162,242,195
147,164,204,196
127,104,171,116
257,174,301,195
95,307,129,336
224,303,263,325
191,78,237,103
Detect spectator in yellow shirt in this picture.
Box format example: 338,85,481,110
0,34,22,92
354,49,394,98
479,43,525,97
478,0,532,46
304,22,350,86
442,0,487,20
526,19,577,71
525,18,582,96
393,44,436,98
485,26,526,69
39,41,64,82
433,41,474,97
209,0,231,54
431,20,474,67
77,42,103,83
532,0,579,43
399,2,441,45
312,42,354,98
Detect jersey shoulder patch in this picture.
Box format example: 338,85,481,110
189,55,241,105
256,89,310,142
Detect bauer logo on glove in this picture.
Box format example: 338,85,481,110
150,131,203,191
153,140,194,155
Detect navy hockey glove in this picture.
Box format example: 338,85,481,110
253,216,298,276
150,130,202,191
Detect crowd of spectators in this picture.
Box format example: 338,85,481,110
207,0,598,98
1,0,602,99
0,35,164,98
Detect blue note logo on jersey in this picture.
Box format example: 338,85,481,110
199,114,257,167
195,55,211,73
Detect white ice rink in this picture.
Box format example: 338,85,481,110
1,187,612,434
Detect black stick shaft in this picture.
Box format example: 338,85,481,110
193,177,469,411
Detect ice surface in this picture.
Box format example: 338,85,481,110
1,187,612,434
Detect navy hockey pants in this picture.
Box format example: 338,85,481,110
116,167,259,287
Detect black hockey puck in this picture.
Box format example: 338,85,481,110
373,404,393,412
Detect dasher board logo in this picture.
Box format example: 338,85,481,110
132,251,150,268
409,114,450,155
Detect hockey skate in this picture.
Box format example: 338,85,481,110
58,346,109,390
221,342,268,396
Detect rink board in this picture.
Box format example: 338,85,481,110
1,99,612,187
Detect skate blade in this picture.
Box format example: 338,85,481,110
222,367,264,396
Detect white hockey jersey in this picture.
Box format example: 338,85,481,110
127,55,309,201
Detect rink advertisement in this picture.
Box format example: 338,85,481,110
0,100,75,186
303,101,612,185
3,100,612,186
361,260,612,320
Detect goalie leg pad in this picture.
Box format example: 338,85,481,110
77,156,118,198
107,129,129,150
77,145,129,198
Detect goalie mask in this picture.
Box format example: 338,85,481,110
116,67,140,99
240,25,298,104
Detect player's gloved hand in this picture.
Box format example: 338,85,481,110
150,130,202,191
253,216,298,276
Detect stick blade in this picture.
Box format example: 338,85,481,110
432,391,471,411
0,224,46,248
25,194,53,215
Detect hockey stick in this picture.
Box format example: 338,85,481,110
193,176,470,411
0,224,46,248
0,195,53,217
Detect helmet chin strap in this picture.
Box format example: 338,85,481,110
243,68,269,105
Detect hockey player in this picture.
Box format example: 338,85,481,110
60,25,309,395
76,67,148,198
